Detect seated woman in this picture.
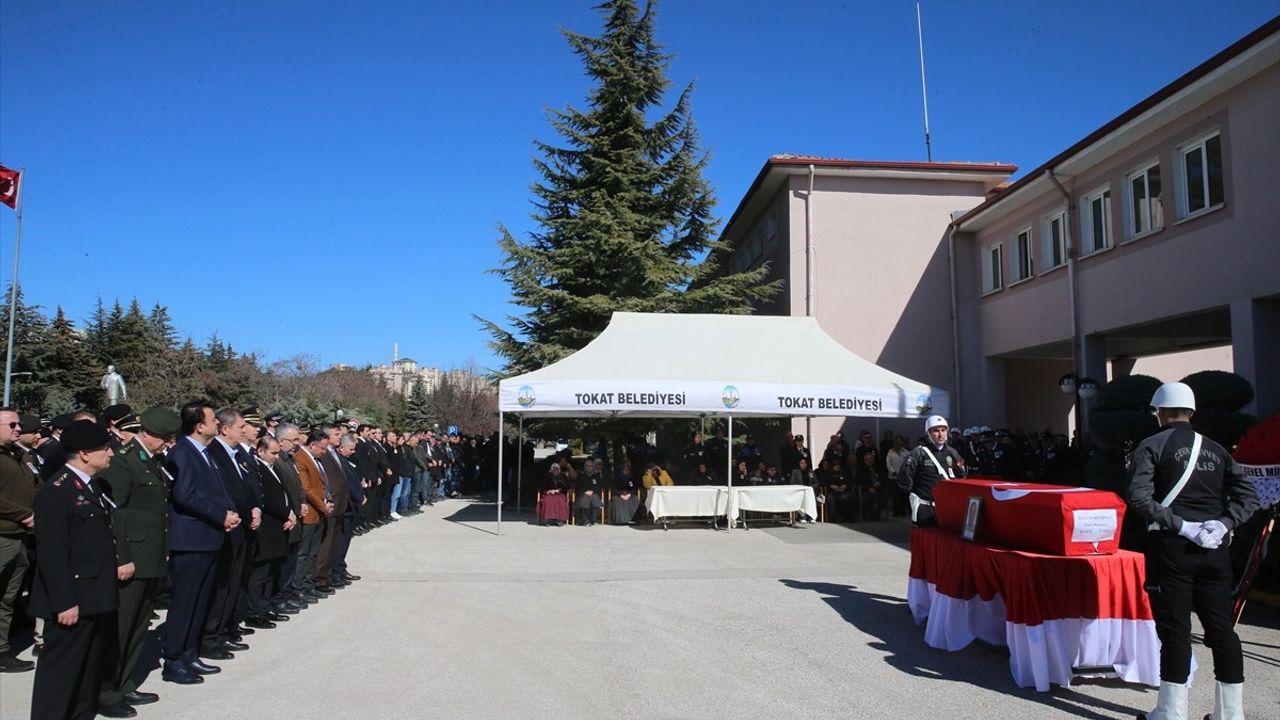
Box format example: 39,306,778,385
789,457,817,489
732,460,751,487
641,462,673,490
748,461,767,485
824,458,855,522
538,462,571,526
853,449,885,521
691,461,719,485
574,458,604,526
610,461,641,525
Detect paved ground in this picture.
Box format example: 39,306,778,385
1,499,1277,719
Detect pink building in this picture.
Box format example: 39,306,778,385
720,16,1280,452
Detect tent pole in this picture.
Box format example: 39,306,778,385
497,412,504,535
726,414,733,531
517,414,524,514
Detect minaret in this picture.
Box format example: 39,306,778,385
393,342,399,363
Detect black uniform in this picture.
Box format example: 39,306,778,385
1125,422,1258,685
896,442,967,527
28,466,118,720
98,439,170,707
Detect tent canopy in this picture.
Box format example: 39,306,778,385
497,312,948,419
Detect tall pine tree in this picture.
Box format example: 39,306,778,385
480,0,779,376
41,306,103,411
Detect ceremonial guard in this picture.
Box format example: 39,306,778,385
1126,383,1258,720
96,408,180,717
896,415,967,526
27,421,118,720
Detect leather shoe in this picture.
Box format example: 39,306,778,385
199,647,233,661
122,690,160,705
0,653,34,673
315,586,335,596
344,573,361,582
273,604,301,615
187,659,222,675
97,701,138,718
235,625,256,636
161,664,203,685
244,617,276,630
224,640,250,651
268,612,290,622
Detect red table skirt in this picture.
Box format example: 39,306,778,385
909,527,1151,625
907,527,1163,691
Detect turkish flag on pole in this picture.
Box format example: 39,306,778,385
0,165,19,209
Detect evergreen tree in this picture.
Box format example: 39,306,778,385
84,296,108,365
0,284,51,410
405,377,434,428
479,0,779,376
148,302,178,351
42,306,103,411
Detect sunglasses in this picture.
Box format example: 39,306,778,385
5,422,19,429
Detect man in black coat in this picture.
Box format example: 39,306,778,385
245,436,295,627
28,420,118,720
201,408,262,658
269,424,307,613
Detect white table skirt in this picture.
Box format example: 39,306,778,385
730,484,818,522
907,578,1171,691
644,486,730,519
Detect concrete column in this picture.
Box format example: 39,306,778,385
1231,298,1280,417
1110,356,1137,380
1078,334,1109,437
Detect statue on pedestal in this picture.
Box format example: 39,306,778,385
101,364,128,405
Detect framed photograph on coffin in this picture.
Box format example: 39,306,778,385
962,496,982,541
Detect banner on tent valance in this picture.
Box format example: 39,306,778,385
498,379,948,418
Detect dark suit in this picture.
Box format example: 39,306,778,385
28,466,118,720
203,439,258,648
163,437,233,664
97,440,169,706
271,453,305,605
334,455,364,579
247,458,290,619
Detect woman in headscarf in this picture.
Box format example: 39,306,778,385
609,461,641,525
538,462,571,526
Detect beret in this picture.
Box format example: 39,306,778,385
62,419,111,453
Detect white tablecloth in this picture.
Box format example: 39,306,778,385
644,486,730,520
730,485,818,522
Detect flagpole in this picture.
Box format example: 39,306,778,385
3,167,25,406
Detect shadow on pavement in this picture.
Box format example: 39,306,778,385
442,501,502,535
778,579,1149,720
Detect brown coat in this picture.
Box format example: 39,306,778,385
293,450,328,526
0,444,39,535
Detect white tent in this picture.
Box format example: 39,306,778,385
493,312,950,531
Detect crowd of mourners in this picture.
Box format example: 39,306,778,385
0,401,491,720
533,425,1082,526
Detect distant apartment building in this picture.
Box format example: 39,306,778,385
719,16,1279,444
368,346,489,399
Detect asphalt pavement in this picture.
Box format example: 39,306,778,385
1,499,1276,719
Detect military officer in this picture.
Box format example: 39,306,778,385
0,408,39,673
96,408,180,718
28,420,119,720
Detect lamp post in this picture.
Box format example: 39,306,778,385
1059,372,1100,448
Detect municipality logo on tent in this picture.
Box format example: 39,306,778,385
722,385,740,409
517,385,536,408
915,394,933,415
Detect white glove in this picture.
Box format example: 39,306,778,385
1196,520,1228,549
1177,520,1204,543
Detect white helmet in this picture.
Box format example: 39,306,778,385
1151,382,1196,411
925,415,949,431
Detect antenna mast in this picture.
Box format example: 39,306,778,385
916,3,933,162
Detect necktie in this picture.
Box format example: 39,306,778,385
314,455,331,501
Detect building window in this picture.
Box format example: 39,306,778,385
1080,187,1111,255
1125,161,1163,238
1177,131,1224,218
1011,227,1033,282
1040,210,1067,271
981,243,1002,294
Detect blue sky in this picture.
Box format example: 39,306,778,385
1,1,1275,373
